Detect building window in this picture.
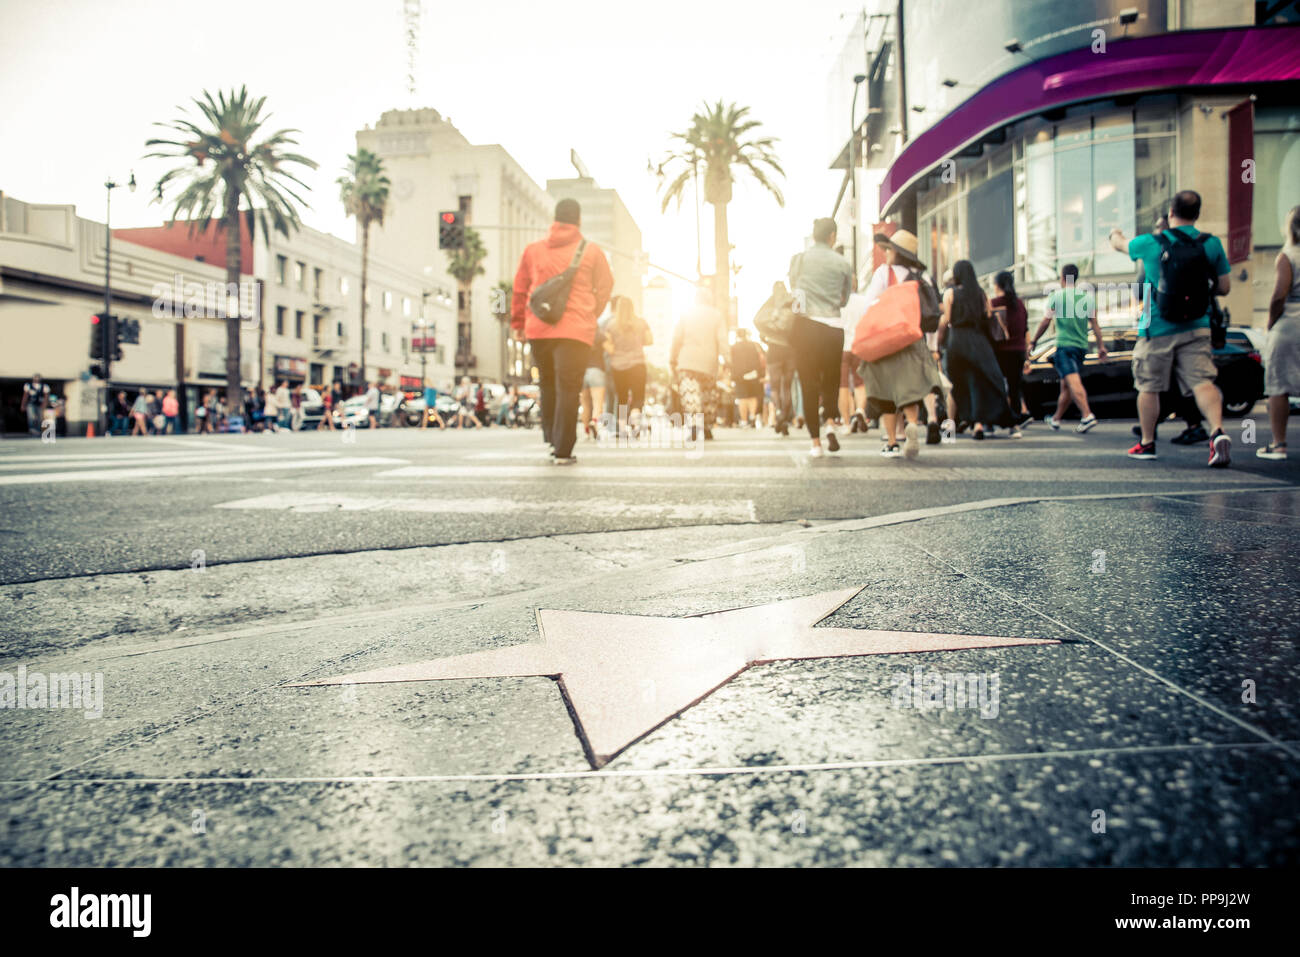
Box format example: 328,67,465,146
275,306,286,336
276,255,287,285
337,321,344,338
382,332,390,351
295,311,304,339
340,276,350,296
459,195,473,222
383,290,392,311
402,296,411,317
295,261,305,289
1252,106,1300,248
313,268,323,299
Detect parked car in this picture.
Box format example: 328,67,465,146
1021,324,1264,419
299,388,324,429
336,396,371,428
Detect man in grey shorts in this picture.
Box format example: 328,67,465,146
1110,189,1232,466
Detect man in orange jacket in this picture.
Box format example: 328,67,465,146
511,198,613,463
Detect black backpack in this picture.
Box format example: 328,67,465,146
907,268,941,334
1154,230,1215,325
529,240,587,325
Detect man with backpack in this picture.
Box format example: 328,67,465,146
1110,189,1232,465
511,198,613,464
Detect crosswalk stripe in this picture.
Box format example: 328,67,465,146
374,464,1283,483
0,450,335,469
0,456,409,486
214,492,757,521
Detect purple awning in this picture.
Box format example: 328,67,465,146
880,25,1300,215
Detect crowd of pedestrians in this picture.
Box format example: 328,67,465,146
504,186,1300,469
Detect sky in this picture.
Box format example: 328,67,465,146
0,0,861,323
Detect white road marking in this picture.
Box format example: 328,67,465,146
0,456,408,485
0,450,334,469
214,491,757,521
375,464,1284,483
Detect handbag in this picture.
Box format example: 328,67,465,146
851,267,924,363
989,304,1010,343
754,287,796,346
529,239,587,325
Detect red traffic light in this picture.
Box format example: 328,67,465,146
441,212,457,224
91,314,101,324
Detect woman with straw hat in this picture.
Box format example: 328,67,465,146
856,229,943,459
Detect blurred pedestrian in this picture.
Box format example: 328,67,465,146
605,295,653,435
942,259,1015,441
22,373,49,436
790,218,853,457
1259,203,1300,460
671,284,729,442
161,389,180,434
510,197,614,464
857,229,943,458
991,270,1030,427
729,327,765,428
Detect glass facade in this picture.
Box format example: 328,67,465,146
1252,106,1300,248
916,99,1176,289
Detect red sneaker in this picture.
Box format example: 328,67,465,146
1208,430,1231,468
1127,441,1157,459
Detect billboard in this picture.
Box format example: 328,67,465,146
902,0,1168,137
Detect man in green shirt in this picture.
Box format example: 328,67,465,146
1030,263,1108,433
1109,189,1232,466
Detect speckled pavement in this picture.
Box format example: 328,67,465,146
2,457,1298,865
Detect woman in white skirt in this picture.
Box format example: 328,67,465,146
857,230,943,459
1259,205,1300,460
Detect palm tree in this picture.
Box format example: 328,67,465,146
657,100,784,322
146,86,316,417
445,227,488,381
338,149,390,384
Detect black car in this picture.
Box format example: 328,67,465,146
1021,324,1264,419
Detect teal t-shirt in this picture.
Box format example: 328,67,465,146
1046,286,1095,350
1129,226,1229,338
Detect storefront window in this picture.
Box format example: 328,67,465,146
1024,137,1057,282
1135,134,1175,236
1253,107,1300,248
1092,137,1136,274
1056,144,1093,273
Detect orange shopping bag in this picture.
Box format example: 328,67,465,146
851,268,923,363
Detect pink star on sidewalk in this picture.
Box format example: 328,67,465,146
294,587,1059,768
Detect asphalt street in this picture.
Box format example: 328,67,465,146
1,415,1297,865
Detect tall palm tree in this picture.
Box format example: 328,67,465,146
146,86,316,417
445,227,488,381
657,100,784,322
337,149,390,384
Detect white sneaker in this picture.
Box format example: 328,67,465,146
1045,415,1061,431
808,444,825,458
903,422,919,459
1076,414,1098,433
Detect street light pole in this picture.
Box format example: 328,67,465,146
849,74,867,283
102,171,135,426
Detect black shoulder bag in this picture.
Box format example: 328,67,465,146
529,239,588,325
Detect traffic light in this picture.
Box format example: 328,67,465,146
105,313,123,362
438,210,464,249
89,314,105,360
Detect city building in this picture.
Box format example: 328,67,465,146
547,150,647,316
829,0,1300,324
1,191,232,435
356,108,554,383
115,220,455,397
